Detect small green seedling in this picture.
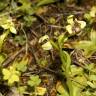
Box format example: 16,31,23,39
17,86,27,95
15,57,28,72
27,75,41,87
66,15,86,35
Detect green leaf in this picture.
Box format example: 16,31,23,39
0,30,9,51
74,75,87,86
64,51,71,72
90,29,96,43
24,16,37,27
17,0,35,15
70,65,83,77
0,53,6,65
60,50,71,74
75,41,92,49
56,82,69,96
67,80,81,96
89,6,96,17
58,34,68,47
84,13,92,21
87,81,96,88
1,24,9,29
0,0,9,10
50,40,59,50
89,75,96,81
37,0,57,6
74,41,96,57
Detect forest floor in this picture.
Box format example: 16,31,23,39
0,0,96,96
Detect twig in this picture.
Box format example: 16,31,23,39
21,26,28,55
48,25,65,29
2,47,25,67
30,29,39,38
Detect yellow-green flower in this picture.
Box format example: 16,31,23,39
66,15,86,34
39,35,53,50
0,17,17,34
2,66,20,85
